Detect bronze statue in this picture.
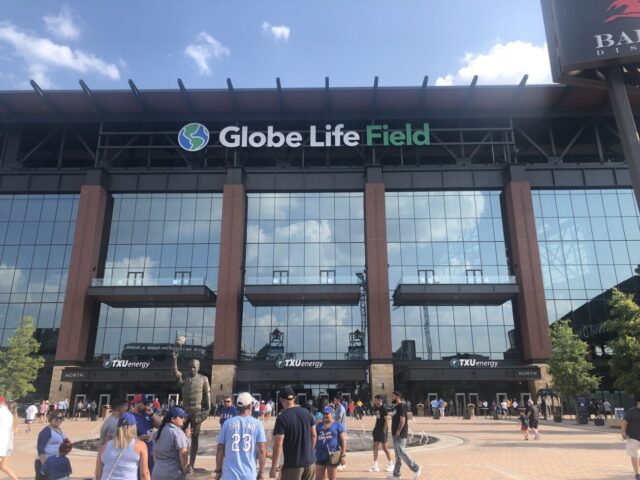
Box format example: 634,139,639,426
171,350,211,472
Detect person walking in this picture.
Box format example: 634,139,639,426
39,401,48,424
518,408,530,440
0,396,18,480
99,399,129,447
332,397,347,431
269,387,317,480
35,411,68,480
389,391,421,480
438,398,445,418
527,400,541,440
368,395,394,473
603,399,613,419
216,392,267,480
219,396,238,427
622,396,640,480
152,406,190,480
25,403,38,432
41,438,73,480
314,406,346,480
96,412,150,480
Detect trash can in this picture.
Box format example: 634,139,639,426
553,406,563,422
594,416,605,426
464,403,474,420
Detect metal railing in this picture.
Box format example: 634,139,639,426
92,277,212,288
396,274,516,286
244,275,358,285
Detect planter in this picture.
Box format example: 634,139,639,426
594,418,605,426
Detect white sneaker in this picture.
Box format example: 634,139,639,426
413,466,422,480
337,464,346,471
386,464,395,472
369,465,380,472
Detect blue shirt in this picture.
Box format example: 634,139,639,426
133,411,154,471
333,403,347,428
217,415,266,480
315,422,345,462
219,405,238,426
41,455,72,479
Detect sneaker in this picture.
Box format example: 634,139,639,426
413,466,422,480
635,474,640,480
387,475,401,479
369,465,380,472
386,464,395,472
337,464,346,471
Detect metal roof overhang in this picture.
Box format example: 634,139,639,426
392,283,519,306
87,285,216,307
244,284,361,306
394,365,541,382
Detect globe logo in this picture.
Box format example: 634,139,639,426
450,359,460,368
178,123,210,152
276,358,286,369
103,359,113,369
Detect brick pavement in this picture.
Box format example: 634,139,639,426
3,414,633,479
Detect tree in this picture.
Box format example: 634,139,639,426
0,316,45,400
547,320,600,407
606,288,640,397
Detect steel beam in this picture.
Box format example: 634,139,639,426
79,80,103,116
128,79,148,112
177,78,195,113
606,65,640,207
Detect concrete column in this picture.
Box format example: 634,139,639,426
211,364,237,402
528,363,552,397
212,177,246,379
502,172,551,362
49,366,74,404
364,181,393,362
370,363,394,400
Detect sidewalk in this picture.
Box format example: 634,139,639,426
4,414,632,479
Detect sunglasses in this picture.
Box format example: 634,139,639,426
224,400,232,403
53,417,64,421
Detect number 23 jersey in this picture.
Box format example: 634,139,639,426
217,415,267,480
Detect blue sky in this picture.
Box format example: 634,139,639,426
0,1,552,91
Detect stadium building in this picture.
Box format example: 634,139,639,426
0,78,637,411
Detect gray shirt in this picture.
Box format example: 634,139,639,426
151,423,190,480
99,416,119,446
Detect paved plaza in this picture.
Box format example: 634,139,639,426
3,413,633,479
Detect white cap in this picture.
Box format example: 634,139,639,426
237,392,255,407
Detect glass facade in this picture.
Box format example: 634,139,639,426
533,189,640,354
242,193,366,360
93,193,221,360
0,195,78,353
386,191,518,361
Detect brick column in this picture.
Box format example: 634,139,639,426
50,182,108,401
212,178,246,397
364,175,394,397
502,177,551,363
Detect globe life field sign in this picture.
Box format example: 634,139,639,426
177,123,430,151
542,0,640,80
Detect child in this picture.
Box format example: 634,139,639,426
518,408,530,440
41,438,72,480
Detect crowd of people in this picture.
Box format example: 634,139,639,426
1,389,638,479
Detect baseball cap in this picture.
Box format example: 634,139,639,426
322,406,334,414
133,393,152,404
167,406,188,418
117,412,137,427
237,392,256,407
279,388,295,400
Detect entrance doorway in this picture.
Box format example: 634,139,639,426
168,394,179,407
73,394,86,418
98,394,110,417
521,392,532,406
455,393,466,416
427,393,438,415
496,392,507,404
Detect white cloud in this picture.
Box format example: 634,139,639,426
184,32,230,76
0,22,120,88
43,5,81,40
435,41,552,86
261,22,290,42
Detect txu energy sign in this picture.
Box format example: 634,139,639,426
178,122,430,151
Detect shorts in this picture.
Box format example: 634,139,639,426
529,419,539,429
315,459,337,467
281,464,316,480
626,438,640,457
25,419,33,424
372,430,388,443
520,425,529,432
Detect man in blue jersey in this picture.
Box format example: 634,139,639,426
215,392,267,480
219,396,238,427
